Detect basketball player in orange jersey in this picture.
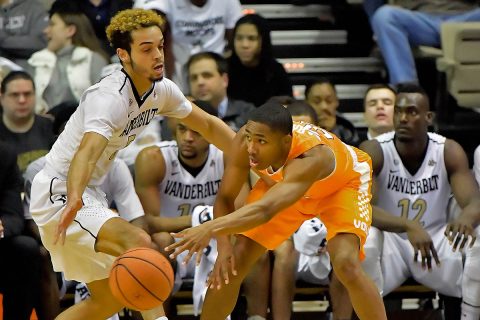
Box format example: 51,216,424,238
28,9,235,320
166,102,387,320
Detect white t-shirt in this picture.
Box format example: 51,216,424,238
135,0,242,88
45,69,192,186
157,141,224,217
375,131,451,237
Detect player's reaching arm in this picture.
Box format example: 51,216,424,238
360,139,439,269
181,102,235,154
166,143,336,262
54,132,108,245
135,146,191,233
444,139,480,251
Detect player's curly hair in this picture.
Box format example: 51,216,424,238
106,9,165,53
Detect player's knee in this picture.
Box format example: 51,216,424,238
371,5,399,30
331,253,362,285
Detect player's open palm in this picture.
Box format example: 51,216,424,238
406,220,440,270
207,241,237,290
54,198,83,245
445,213,477,252
167,223,213,265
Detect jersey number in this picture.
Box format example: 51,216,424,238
177,203,205,216
398,198,427,222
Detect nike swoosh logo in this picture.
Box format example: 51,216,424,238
172,172,179,175
389,170,399,173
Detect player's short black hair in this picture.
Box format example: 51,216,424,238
247,101,293,135
287,100,318,125
396,82,430,107
1,70,35,94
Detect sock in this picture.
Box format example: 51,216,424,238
461,301,480,320
154,317,168,320
247,316,266,320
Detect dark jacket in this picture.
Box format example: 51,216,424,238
222,98,256,132
0,142,24,239
331,114,361,147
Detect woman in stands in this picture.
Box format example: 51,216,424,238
227,13,293,107
28,1,109,114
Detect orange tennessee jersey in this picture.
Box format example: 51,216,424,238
242,121,373,256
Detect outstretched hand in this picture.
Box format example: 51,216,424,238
54,198,83,245
406,220,440,270
166,223,213,265
445,214,477,251
206,238,237,290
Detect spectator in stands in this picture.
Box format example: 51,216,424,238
187,51,256,132
134,0,242,91
366,0,480,84
359,83,395,141
76,0,133,57
305,78,360,146
0,71,55,175
0,142,42,320
0,0,48,69
356,83,480,320
27,0,109,114
227,14,293,107
134,100,224,316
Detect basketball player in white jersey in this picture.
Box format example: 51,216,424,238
360,83,480,320
29,9,234,320
134,100,224,307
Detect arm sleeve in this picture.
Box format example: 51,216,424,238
82,89,127,140
107,159,145,222
156,79,192,118
0,144,25,238
225,0,243,28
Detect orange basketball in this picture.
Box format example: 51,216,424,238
109,247,174,311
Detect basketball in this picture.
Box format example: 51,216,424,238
109,247,174,311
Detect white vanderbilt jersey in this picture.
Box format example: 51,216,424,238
158,141,224,217
45,69,192,186
375,132,451,237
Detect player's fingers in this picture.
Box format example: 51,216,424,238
222,263,230,285
444,224,454,241
413,246,419,263
470,236,477,248
460,231,470,250
419,247,428,269
430,244,440,266
451,225,461,245
452,233,462,252
182,244,198,265
230,255,237,276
